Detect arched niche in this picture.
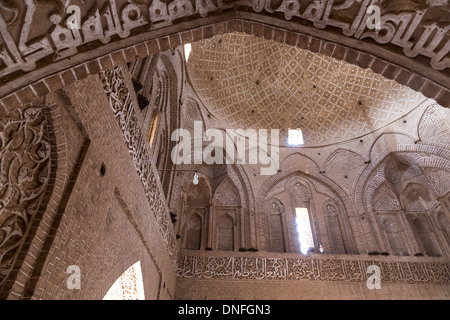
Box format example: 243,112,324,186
212,177,241,207
370,180,410,256
212,177,241,252
377,214,409,257
411,216,441,257
323,200,347,255
258,172,356,255
180,174,211,251
384,154,424,196
286,178,317,254
401,182,437,213
185,176,211,208
178,164,248,252
145,53,181,201
215,211,235,251
362,149,450,257
436,211,450,247
264,199,287,253
184,213,202,250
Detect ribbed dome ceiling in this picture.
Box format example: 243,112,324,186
186,32,427,147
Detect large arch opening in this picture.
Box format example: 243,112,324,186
1,0,449,301
1,1,449,114
103,261,145,300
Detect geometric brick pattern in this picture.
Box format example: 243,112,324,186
103,261,144,300
99,67,178,268
188,32,427,147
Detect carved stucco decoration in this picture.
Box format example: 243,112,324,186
177,254,450,284
0,105,51,285
99,66,178,268
0,0,448,86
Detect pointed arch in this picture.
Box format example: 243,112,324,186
418,104,450,145
401,182,436,213
103,261,145,300
185,213,203,250
264,198,286,253
323,200,347,254
280,152,320,174
412,216,440,257
359,145,450,256
368,132,416,162
215,211,235,251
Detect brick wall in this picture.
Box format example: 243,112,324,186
29,74,176,299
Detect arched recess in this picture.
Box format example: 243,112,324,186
176,163,248,252
185,213,202,250
418,104,450,147
280,152,320,175
180,95,207,131
1,1,449,113
169,123,256,250
286,177,324,254
179,173,212,251
166,95,206,213
215,211,235,251
322,148,366,196
436,211,450,247
263,198,287,253
212,177,242,252
258,168,352,214
100,248,153,300
256,169,358,254
401,182,442,257
360,147,450,257
412,215,440,257
401,182,437,213
323,200,347,255
370,181,410,256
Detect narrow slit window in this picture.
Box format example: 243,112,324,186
288,128,304,146
184,43,192,62
148,111,159,148
295,207,314,254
